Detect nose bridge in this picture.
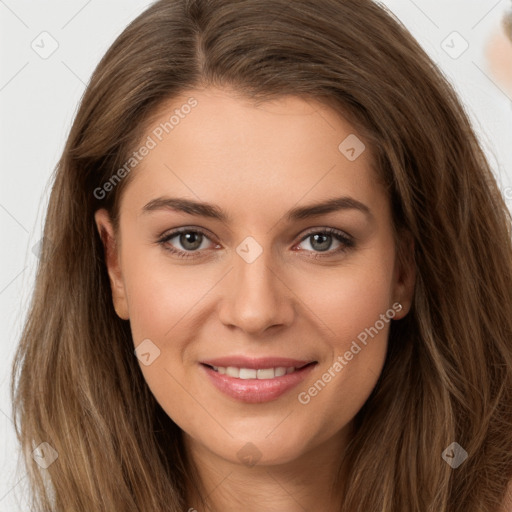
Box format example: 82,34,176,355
218,237,293,334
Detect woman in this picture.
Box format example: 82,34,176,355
11,0,512,510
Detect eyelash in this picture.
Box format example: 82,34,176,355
156,226,355,260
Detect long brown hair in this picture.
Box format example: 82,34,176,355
11,0,512,510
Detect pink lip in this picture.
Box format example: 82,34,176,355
200,359,317,404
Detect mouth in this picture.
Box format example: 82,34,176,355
201,361,315,380
200,360,318,403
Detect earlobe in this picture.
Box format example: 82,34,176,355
94,209,130,320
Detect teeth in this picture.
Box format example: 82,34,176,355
211,365,297,379
257,368,274,379
239,368,257,379
274,367,287,377
226,366,239,378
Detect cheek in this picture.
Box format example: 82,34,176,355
121,252,209,421
297,270,392,403
298,243,396,352
290,264,395,443
120,239,209,344
308,269,391,339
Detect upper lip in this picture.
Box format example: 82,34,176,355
200,356,317,370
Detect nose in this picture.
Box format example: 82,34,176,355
217,246,295,336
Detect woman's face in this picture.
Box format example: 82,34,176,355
95,87,414,467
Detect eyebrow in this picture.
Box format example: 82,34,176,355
141,195,373,223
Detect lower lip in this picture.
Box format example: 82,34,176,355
200,363,317,403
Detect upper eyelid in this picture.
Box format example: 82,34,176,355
298,226,353,240
158,226,218,243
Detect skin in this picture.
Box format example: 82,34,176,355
95,87,415,512
486,13,512,98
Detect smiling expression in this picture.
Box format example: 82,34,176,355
95,86,414,467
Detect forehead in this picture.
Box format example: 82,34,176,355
120,87,386,222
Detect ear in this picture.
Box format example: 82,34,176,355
391,230,416,320
94,209,130,320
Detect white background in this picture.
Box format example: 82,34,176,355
1,0,511,509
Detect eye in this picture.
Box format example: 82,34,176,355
157,226,355,260
294,227,355,258
157,227,219,259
